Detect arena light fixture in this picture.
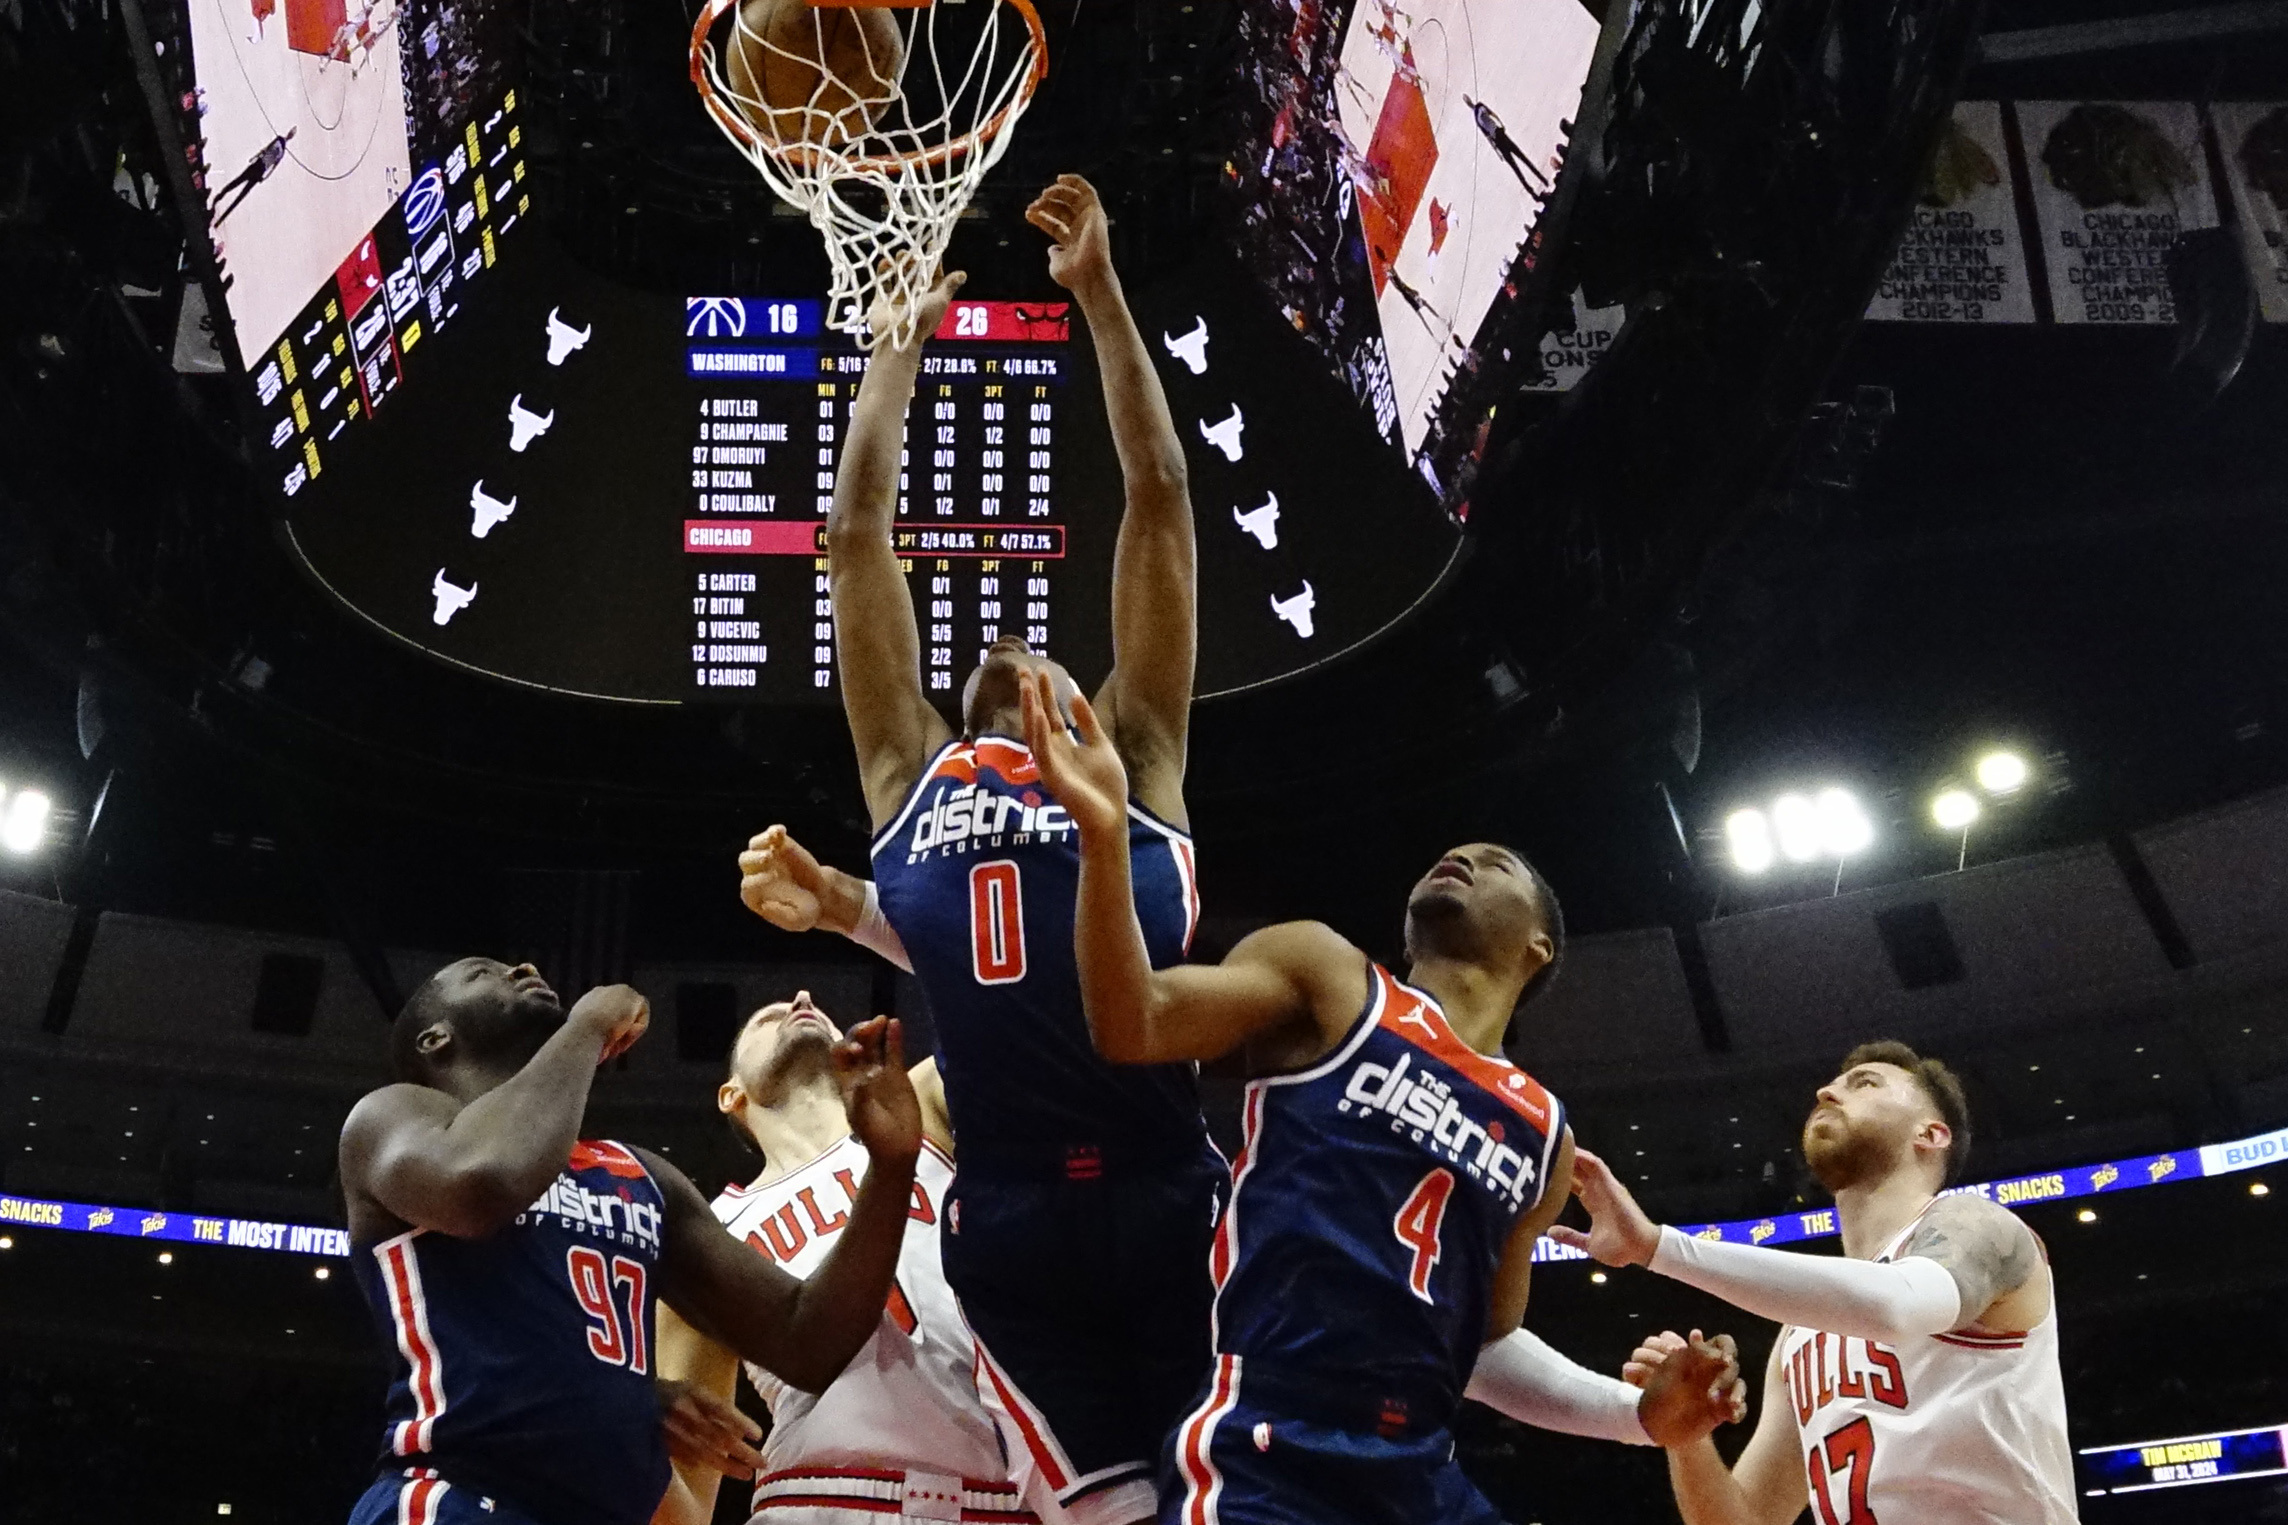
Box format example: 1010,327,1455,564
1931,789,1980,831
1726,809,1775,873
1814,788,1874,857
1975,750,2028,795
2255,1182,2272,1198
2076,1208,2097,1224
1772,793,1822,863
0,786,51,855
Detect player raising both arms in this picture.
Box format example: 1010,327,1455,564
337,960,922,1525
650,989,1036,1525
1017,673,1747,1525
827,173,1213,1525
1568,1044,2080,1525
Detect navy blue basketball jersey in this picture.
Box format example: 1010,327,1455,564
350,1140,671,1525
871,734,1205,1159
1207,965,1565,1429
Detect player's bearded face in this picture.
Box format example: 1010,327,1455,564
1802,1068,1922,1191
441,960,566,1059
736,993,842,1103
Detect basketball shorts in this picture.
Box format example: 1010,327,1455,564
1158,1356,1502,1525
944,1148,1227,1525
349,1468,552,1525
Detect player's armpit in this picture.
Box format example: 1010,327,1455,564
1898,1193,2049,1331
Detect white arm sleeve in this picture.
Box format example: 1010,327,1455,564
845,880,913,973
1648,1225,1962,1342
1465,1329,1654,1445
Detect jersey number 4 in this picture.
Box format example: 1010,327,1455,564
1808,1416,1879,1525
1393,1168,1457,1304
969,860,1026,985
567,1246,650,1374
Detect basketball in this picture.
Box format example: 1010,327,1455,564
727,0,906,150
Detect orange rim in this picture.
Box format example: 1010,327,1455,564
689,0,1049,176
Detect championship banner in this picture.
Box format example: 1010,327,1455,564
2210,102,2288,324
1523,288,1627,392
2016,100,2222,325
1867,102,2037,324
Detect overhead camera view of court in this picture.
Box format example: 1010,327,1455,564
7,0,2288,1521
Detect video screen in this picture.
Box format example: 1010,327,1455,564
177,0,526,490
268,223,1461,707
1228,0,1603,509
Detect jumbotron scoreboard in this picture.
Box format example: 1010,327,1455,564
268,226,1462,708
681,296,1073,695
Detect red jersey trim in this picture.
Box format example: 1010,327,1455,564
1373,969,1555,1131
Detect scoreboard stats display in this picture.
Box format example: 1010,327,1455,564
2080,1425,2288,1496
681,295,1076,694
273,227,1461,707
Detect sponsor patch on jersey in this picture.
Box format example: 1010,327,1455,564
1337,1051,1540,1207
522,1173,663,1253
906,779,1072,861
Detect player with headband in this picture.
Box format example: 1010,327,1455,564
823,171,1215,1525
1563,1043,2079,1525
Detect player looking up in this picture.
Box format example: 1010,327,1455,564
825,172,1212,1525
1016,673,1746,1525
1564,1044,2079,1525
650,989,1036,1525
337,960,922,1525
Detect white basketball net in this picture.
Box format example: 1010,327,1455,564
691,0,1047,348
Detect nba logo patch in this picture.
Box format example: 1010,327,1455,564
1252,1422,1272,1453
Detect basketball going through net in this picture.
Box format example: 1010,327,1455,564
690,0,1048,347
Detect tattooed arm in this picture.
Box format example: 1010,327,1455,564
1896,1193,2050,1332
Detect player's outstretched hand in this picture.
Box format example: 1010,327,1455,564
1629,1328,1750,1448
1025,174,1112,295
568,983,650,1065
867,264,966,353
1547,1147,1661,1267
740,824,826,933
835,1016,922,1165
1019,668,1127,841
656,1377,764,1478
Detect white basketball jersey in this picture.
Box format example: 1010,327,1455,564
711,1137,1010,1486
1779,1219,2079,1525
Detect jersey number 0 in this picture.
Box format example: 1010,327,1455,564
969,860,1026,984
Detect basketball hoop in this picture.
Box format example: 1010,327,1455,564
691,0,1049,348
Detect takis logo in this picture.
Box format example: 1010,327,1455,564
1339,1052,1538,1206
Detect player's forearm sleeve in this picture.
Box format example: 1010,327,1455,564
846,880,913,973
1647,1225,1962,1341
1465,1329,1653,1445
